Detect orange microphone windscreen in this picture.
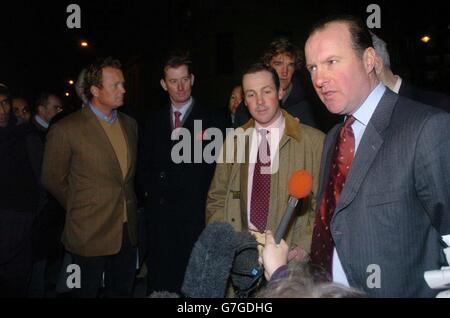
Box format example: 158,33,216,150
288,170,313,199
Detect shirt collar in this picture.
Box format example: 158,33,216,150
254,109,284,136
171,97,193,117
34,115,49,129
89,103,118,124
393,75,402,94
352,82,386,127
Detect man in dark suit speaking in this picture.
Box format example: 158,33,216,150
262,16,450,298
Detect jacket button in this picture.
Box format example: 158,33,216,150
160,172,165,179
231,218,235,222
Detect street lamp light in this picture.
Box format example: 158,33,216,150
420,35,431,44
80,41,88,47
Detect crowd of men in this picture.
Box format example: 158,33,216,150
1,15,449,298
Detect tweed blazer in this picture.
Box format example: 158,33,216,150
42,106,138,257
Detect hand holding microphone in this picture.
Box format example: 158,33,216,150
260,231,289,280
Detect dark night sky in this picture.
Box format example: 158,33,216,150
1,0,449,111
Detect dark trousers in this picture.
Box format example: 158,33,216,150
145,217,203,295
0,209,33,298
70,223,137,298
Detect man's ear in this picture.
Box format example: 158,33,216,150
90,85,100,98
363,47,377,74
190,73,195,86
160,79,168,91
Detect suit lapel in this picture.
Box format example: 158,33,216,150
335,124,383,213
335,90,398,214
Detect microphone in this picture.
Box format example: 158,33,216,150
230,231,264,298
182,221,238,298
274,170,313,244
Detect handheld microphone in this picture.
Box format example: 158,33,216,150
274,170,313,244
231,231,264,298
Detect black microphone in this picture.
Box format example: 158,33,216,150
181,221,238,298
274,170,313,244
230,231,264,298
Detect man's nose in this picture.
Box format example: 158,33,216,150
256,94,264,106
313,67,327,89
280,65,288,77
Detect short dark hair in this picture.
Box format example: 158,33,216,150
308,15,373,58
34,93,59,114
162,50,192,78
261,37,304,70
242,63,280,92
84,57,122,102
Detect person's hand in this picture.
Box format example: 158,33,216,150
260,230,289,280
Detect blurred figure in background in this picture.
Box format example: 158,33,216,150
371,31,450,112
227,85,243,126
12,97,31,124
0,84,43,297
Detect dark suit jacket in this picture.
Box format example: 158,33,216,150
42,106,139,257
318,89,450,297
138,99,226,293
399,81,450,113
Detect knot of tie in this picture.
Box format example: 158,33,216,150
174,111,182,129
257,129,270,165
344,115,355,129
258,128,269,137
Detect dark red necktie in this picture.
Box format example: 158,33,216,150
310,116,356,275
174,111,182,129
250,129,271,233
